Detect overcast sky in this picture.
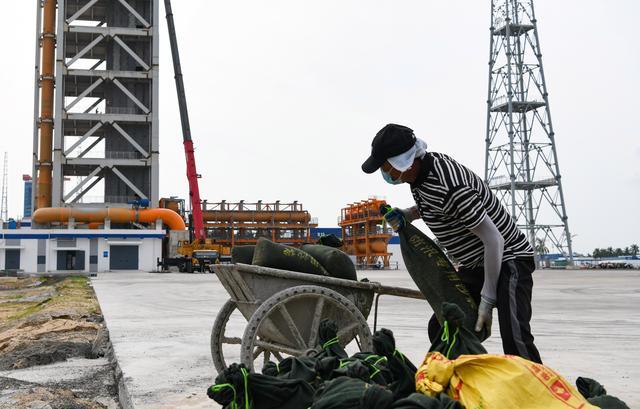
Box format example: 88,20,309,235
0,0,638,254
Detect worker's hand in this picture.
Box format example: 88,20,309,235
384,207,407,232
475,295,496,337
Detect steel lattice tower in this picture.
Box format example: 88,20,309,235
1,152,7,221
484,0,573,262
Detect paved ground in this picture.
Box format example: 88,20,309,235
92,268,640,408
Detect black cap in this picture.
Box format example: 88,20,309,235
361,124,416,173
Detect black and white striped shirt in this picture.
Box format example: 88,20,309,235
410,152,533,268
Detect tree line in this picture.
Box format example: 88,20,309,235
592,244,639,258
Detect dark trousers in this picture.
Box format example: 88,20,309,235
428,257,542,364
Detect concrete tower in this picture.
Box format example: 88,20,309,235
485,0,573,262
32,0,159,211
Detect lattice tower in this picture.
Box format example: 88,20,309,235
1,152,8,221
485,0,573,262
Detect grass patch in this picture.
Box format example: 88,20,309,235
1,276,99,322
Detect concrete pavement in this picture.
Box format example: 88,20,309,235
91,269,640,408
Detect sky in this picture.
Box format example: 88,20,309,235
0,0,638,254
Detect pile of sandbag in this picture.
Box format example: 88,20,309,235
230,237,357,281
208,319,459,409
207,304,630,409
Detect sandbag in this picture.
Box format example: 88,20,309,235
334,353,392,386
207,363,314,409
311,377,394,409
386,206,486,340
576,377,630,409
231,245,255,264
391,393,461,409
262,356,317,383
416,352,598,409
373,328,417,399
302,244,357,280
252,237,329,276
428,303,486,359
317,234,343,248
314,319,348,359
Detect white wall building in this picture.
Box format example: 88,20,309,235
0,228,163,274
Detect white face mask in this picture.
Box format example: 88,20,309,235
381,169,403,185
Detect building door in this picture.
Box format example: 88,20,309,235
109,245,139,270
5,249,20,270
56,251,85,270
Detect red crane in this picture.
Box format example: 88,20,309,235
164,0,205,241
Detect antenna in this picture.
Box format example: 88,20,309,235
1,152,8,221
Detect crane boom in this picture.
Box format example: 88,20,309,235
164,0,205,241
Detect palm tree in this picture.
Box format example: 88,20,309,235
535,238,549,268
630,244,639,257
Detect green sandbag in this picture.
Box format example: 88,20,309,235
391,393,462,409
231,245,255,264
389,213,487,340
252,237,329,276
428,303,487,360
373,328,417,399
302,244,357,280
317,234,343,248
314,319,348,359
262,356,317,383
311,377,394,409
207,363,314,409
333,353,391,386
576,377,630,409
588,396,630,409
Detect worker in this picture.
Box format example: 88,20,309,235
361,123,542,363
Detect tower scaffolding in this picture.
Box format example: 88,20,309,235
485,0,573,263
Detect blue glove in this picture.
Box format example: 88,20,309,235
384,207,406,232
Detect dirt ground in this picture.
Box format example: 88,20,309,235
0,276,120,409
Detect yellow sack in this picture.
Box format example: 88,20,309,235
416,352,598,409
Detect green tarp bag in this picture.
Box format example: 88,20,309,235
373,328,417,399
382,205,487,340
390,393,462,409
231,245,255,264
428,303,487,360
317,234,343,248
262,356,317,383
208,363,314,409
311,377,394,409
576,377,630,409
302,244,357,280
252,237,329,276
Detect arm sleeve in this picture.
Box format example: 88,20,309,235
443,186,488,230
469,215,505,302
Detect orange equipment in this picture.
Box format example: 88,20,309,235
201,200,317,247
339,198,393,268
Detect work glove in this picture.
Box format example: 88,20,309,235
383,207,407,232
475,295,496,337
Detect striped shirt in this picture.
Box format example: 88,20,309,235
410,152,533,268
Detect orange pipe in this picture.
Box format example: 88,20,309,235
36,0,56,210
32,208,186,231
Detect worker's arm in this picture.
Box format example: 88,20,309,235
469,215,505,335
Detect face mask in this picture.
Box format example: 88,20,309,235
381,169,403,185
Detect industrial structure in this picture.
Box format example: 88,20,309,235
1,153,7,222
23,175,34,219
484,0,573,262
32,0,159,210
201,201,317,247
339,198,392,268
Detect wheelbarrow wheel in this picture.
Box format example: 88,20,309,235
240,285,373,372
211,299,242,374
